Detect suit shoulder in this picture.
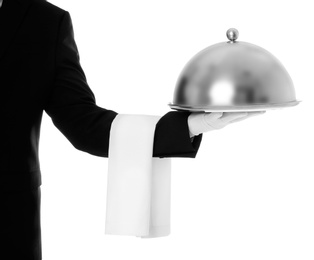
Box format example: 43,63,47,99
30,0,69,20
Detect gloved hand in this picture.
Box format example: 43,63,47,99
188,111,265,137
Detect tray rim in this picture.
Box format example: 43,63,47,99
168,100,301,112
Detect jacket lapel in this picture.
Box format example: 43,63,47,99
0,0,32,61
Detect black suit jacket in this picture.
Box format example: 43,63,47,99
0,0,202,191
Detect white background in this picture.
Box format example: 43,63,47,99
39,0,313,259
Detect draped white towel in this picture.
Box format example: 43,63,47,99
105,114,171,238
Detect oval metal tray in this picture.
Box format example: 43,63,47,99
168,100,301,112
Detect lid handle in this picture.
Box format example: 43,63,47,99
226,28,239,42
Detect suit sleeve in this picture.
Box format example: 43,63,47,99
153,111,202,158
45,11,202,158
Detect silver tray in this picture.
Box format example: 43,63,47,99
168,100,301,112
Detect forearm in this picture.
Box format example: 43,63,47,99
45,11,202,158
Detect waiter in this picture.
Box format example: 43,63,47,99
0,0,263,259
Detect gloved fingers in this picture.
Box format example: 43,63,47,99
203,112,223,122
229,111,266,123
203,112,224,128
219,112,249,124
188,112,206,122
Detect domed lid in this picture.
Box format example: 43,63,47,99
169,28,300,112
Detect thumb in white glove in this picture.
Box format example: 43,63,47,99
188,111,265,137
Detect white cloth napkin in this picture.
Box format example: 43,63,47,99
105,114,171,238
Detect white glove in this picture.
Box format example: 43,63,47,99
188,111,265,137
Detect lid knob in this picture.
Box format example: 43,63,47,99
226,28,239,42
